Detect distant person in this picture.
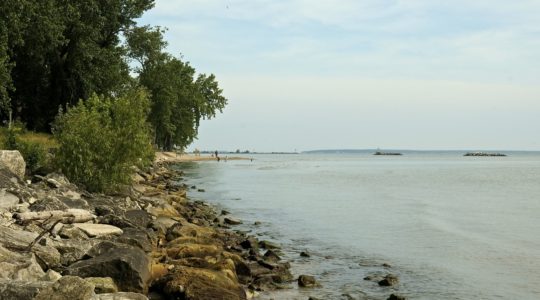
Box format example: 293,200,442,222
215,150,219,162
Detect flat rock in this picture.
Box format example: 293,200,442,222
224,216,243,225
66,242,151,293
34,275,95,300
74,223,123,238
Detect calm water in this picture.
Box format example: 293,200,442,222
178,151,540,299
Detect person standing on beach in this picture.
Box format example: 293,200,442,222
215,150,220,162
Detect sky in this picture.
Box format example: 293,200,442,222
138,0,540,152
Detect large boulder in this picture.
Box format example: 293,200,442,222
34,275,95,300
0,150,25,180
66,242,151,293
0,226,61,268
0,245,45,281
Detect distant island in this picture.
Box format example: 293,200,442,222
464,152,507,157
374,151,403,156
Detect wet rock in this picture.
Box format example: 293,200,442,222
240,237,259,251
300,250,311,258
378,274,399,287
224,216,243,225
91,292,149,300
298,275,319,288
0,150,26,180
66,242,151,293
221,209,231,215
85,277,118,294
73,223,123,238
259,240,280,250
263,249,281,262
34,275,95,300
387,294,407,300
197,188,205,192
0,280,51,300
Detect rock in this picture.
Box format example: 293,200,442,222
59,225,90,240
387,294,407,300
91,292,149,300
298,275,319,288
0,189,19,209
0,150,26,179
259,240,280,250
124,210,152,228
85,277,118,294
150,216,178,235
41,269,62,281
50,239,100,266
58,196,89,209
221,209,230,215
378,274,399,287
197,188,205,192
0,280,51,300
300,250,311,257
114,228,153,252
66,242,151,293
73,223,123,238
29,196,69,211
224,216,243,225
0,226,61,269
34,275,96,300
45,178,62,188
263,249,281,262
240,237,259,251
0,245,45,281
158,266,247,300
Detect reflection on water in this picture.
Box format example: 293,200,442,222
174,152,540,299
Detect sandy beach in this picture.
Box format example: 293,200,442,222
154,152,250,163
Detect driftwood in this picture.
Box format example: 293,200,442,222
13,209,96,224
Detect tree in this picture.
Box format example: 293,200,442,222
1,0,154,131
126,26,228,151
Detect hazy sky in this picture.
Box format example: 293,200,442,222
138,0,540,152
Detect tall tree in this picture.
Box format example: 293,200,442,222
126,27,227,151
1,0,154,131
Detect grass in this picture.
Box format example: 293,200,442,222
0,127,58,150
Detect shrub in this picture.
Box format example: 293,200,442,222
53,89,155,192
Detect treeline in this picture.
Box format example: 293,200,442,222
0,0,227,191
0,0,226,150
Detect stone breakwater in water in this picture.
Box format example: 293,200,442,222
0,153,297,300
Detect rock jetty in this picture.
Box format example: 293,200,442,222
0,150,293,300
463,152,507,157
374,151,402,156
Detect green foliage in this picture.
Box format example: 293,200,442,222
0,0,155,131
127,26,228,151
53,90,154,192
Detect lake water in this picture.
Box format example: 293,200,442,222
177,151,540,299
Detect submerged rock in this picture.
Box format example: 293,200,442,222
298,275,319,288
378,274,399,287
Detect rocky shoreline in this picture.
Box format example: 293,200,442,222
0,151,300,300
